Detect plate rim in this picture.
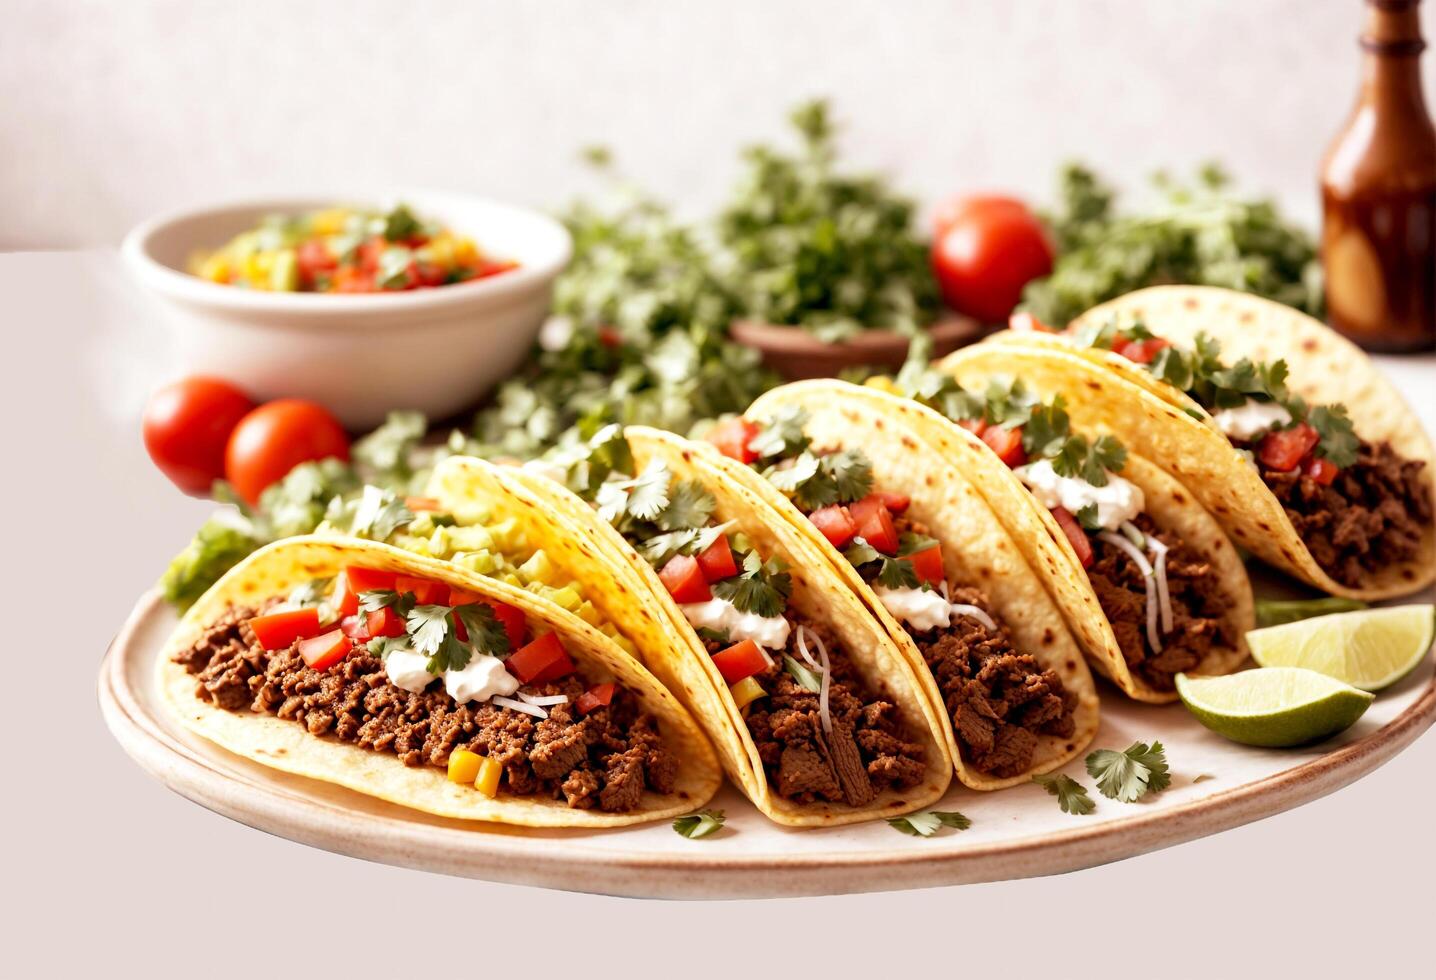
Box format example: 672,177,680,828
100,588,1436,898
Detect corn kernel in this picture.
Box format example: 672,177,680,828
474,757,502,797
447,749,482,784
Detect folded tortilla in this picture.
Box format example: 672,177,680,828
428,443,954,826
979,286,1435,599
159,536,722,828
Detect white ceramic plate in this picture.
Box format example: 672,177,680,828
100,588,1436,899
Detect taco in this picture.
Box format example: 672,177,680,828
699,388,1100,783
427,436,953,825
843,366,1253,704
981,285,1435,599
160,535,721,827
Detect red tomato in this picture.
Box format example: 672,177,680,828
957,416,989,437
333,267,376,293
249,607,321,650
659,554,712,603
932,193,1029,239
696,535,739,580
712,639,772,684
394,575,447,605
575,683,618,715
856,503,899,555
931,197,1055,323
1303,455,1340,486
1008,311,1057,334
447,587,480,606
1113,336,1171,364
809,504,859,549
1258,423,1321,472
505,633,575,684
847,495,883,527
143,376,256,495
344,566,396,593
596,325,624,349
1050,506,1094,569
298,629,351,671
870,490,910,514
358,236,387,271
453,600,527,650
981,425,1028,467
296,240,337,286
705,416,762,464
331,571,361,617
907,545,945,586
339,615,371,641
225,399,350,505
365,606,406,639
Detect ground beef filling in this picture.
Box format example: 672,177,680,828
709,618,926,807
175,603,678,812
1086,515,1231,691
1236,438,1432,588
906,585,1077,778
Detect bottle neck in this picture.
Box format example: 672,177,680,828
1359,0,1429,109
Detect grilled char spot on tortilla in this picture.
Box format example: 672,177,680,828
177,602,678,812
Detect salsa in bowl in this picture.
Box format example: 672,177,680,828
123,191,571,428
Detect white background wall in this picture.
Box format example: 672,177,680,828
4,0,1433,249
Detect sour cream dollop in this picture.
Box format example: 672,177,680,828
873,586,951,632
680,598,791,649
382,648,521,704
1017,458,1145,531
1210,399,1293,440
384,649,436,694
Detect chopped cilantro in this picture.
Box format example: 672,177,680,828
672,808,725,839
1032,772,1096,815
843,537,883,568
875,557,920,589
712,552,791,617
887,810,971,837
454,603,511,657
1085,741,1171,803
749,407,812,459
655,479,716,531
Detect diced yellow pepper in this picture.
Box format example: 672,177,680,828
451,235,478,264
730,675,767,711
474,756,502,797
447,749,482,784
310,208,350,235
198,253,231,283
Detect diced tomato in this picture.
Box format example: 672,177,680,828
394,575,447,605
331,571,361,617
365,606,406,639
447,587,480,606
957,416,990,437
249,607,322,650
856,502,900,555
295,240,337,286
809,504,859,549
1303,455,1340,486
339,614,371,641
298,629,351,671
696,535,739,580
450,598,526,649
1050,506,1094,569
358,235,387,271
848,495,883,527
981,425,1027,467
1009,311,1057,334
505,632,575,684
411,262,447,289
332,266,375,293
1113,336,1171,364
1258,423,1321,472
907,545,945,586
404,495,442,511
344,566,397,593
659,554,712,604
705,416,762,464
870,490,910,514
596,325,624,349
711,639,771,684
575,682,618,715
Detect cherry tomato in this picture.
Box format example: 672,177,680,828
505,633,575,684
932,194,1029,239
659,554,712,604
906,545,945,586
931,196,1055,323
224,399,350,505
1258,423,1321,472
143,376,256,495
576,683,618,715
711,639,771,684
705,416,762,464
696,535,739,581
1303,455,1341,486
981,425,1028,468
809,505,859,549
1050,506,1094,569
249,607,322,650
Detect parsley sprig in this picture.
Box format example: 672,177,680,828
1032,772,1096,815
1085,741,1171,803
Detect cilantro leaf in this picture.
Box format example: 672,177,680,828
406,604,471,673
382,203,422,242
875,557,920,589
1085,741,1171,803
1074,503,1102,531
624,461,672,521
843,537,882,568
359,589,414,617
897,531,938,556
887,810,971,837
454,603,511,657
1307,404,1359,468
656,479,716,531
352,411,427,482
748,407,811,459
672,808,725,839
712,552,791,617
764,452,822,494
1032,772,1095,815
1022,397,1071,458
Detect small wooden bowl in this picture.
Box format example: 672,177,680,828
729,314,985,380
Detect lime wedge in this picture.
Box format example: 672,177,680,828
1175,669,1374,747
1247,604,1434,691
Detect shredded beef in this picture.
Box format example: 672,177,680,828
908,585,1077,777
1238,438,1432,588
740,616,926,806
1086,514,1231,691
177,604,677,812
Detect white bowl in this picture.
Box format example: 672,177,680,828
122,190,571,429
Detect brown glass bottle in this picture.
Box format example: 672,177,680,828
1321,0,1436,352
